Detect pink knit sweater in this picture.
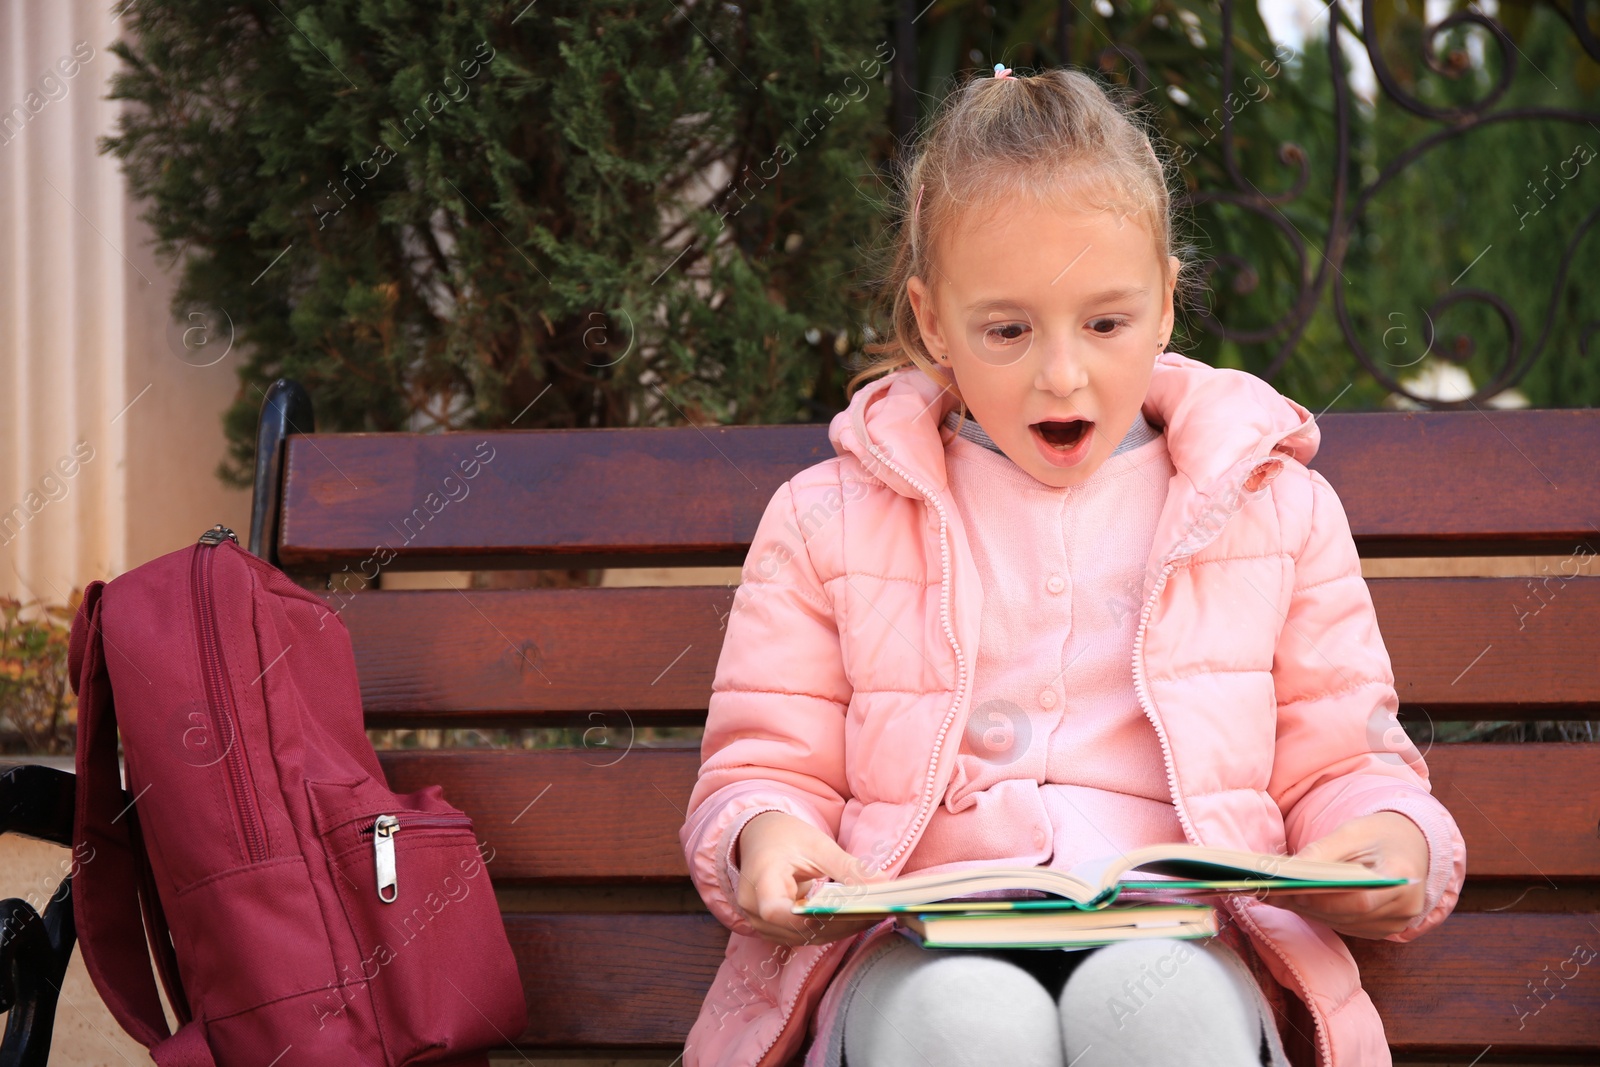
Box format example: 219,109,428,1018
900,411,1187,877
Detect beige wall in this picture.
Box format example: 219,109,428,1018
1,0,248,1052
0,0,248,608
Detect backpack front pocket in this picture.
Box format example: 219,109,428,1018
307,780,525,1065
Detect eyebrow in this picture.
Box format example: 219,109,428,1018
964,286,1150,315
1081,286,1151,304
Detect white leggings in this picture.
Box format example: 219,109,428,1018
839,934,1290,1067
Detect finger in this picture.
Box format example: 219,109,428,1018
737,893,796,945
800,913,879,943
772,877,863,942
1270,888,1413,928
1264,891,1341,918
779,907,877,948
754,866,804,929
816,840,877,886
738,871,792,938
1292,826,1359,866
1270,888,1380,914
792,843,872,902
754,905,813,946
752,870,819,940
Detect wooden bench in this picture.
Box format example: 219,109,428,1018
4,380,1598,1065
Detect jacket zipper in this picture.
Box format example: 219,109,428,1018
751,948,831,1067
864,443,971,871
753,442,973,1067
358,812,475,904
1129,478,1332,1067
193,529,268,864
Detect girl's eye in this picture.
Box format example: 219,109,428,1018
983,323,1030,345
1088,317,1132,336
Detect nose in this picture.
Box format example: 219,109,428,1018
1032,331,1089,397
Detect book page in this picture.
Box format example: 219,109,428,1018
1068,843,1405,890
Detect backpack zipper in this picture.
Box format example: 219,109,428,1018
358,812,475,904
192,525,267,864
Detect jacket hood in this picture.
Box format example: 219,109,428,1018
828,352,1319,508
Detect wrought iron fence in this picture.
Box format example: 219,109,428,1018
888,0,1600,409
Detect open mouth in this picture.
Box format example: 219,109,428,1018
1031,419,1093,451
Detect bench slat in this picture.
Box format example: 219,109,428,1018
498,911,1600,1054
278,410,1600,569
1308,410,1599,557
342,586,732,723
505,913,722,1048
1422,743,1600,878
1372,577,1599,712
377,744,1600,882
341,578,1600,721
281,425,830,571
1353,912,1600,1055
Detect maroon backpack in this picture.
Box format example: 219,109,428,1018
68,524,527,1067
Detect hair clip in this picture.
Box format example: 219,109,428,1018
912,182,925,231
993,63,1014,79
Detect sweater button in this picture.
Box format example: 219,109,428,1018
1032,828,1048,850
1046,574,1065,594
1039,689,1057,709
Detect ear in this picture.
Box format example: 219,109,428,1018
907,275,948,363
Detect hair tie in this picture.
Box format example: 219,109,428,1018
993,63,1014,79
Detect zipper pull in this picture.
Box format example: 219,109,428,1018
198,524,239,546
373,814,399,903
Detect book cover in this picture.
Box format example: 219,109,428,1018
898,904,1219,950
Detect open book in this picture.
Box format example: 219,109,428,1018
795,842,1408,914
898,904,1217,950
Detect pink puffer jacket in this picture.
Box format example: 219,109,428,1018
680,353,1466,1067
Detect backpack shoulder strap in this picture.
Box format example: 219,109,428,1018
69,579,203,1062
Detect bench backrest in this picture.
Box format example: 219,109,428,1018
262,398,1600,1063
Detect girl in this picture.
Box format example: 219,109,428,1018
679,66,1464,1067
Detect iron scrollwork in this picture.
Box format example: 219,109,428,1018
1181,0,1600,407
890,1,1599,408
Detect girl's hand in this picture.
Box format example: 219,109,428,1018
733,811,884,947
1266,812,1430,938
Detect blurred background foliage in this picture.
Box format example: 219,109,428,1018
0,593,79,755
102,0,1598,482
105,0,898,486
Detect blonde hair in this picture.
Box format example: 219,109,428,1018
847,67,1200,416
